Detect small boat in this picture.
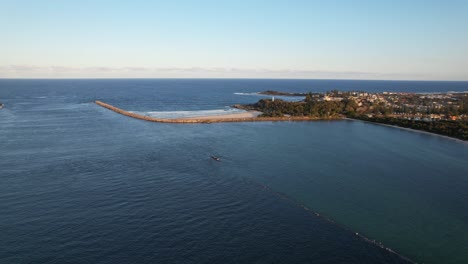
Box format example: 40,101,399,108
211,155,220,161
0,103,4,109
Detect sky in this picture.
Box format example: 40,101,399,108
1,0,467,80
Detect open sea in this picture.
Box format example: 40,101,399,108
1,79,467,264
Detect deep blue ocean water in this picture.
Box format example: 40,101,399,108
1,79,467,264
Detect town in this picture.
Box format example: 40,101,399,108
239,90,468,140
314,90,467,121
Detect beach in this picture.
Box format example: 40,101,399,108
347,118,468,144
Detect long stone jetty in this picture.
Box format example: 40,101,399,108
95,100,338,123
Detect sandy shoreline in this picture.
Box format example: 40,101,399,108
347,118,467,144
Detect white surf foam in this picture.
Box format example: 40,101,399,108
131,108,247,119
234,92,305,101
233,92,261,96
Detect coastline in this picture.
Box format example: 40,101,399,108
347,118,467,144
95,99,466,142
95,101,340,123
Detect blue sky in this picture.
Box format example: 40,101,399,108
1,0,467,80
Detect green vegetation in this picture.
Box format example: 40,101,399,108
242,98,347,118
356,116,468,140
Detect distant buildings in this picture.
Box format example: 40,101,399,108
322,91,467,122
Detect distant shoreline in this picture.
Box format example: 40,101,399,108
95,101,339,123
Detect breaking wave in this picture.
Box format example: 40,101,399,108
233,92,261,96
131,108,247,119
234,92,305,102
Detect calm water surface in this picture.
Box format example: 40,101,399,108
1,79,467,264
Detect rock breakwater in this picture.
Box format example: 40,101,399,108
95,101,340,123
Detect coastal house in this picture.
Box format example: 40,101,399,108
323,96,343,102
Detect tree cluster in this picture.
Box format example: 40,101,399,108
357,116,467,140
251,99,346,118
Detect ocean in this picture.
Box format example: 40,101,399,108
1,79,467,264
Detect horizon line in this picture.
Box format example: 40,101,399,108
1,77,468,82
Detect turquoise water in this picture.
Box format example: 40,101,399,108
1,79,467,263
215,120,468,263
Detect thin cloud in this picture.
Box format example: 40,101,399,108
0,65,447,80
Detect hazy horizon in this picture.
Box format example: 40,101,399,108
1,1,467,80
2,76,468,82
